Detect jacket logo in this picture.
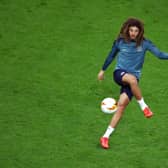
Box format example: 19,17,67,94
137,46,143,52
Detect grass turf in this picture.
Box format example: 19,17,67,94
0,0,168,167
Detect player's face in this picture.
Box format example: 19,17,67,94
129,26,139,40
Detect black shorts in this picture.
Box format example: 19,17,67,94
113,69,137,100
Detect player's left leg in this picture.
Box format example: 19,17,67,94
100,92,130,149
122,73,153,118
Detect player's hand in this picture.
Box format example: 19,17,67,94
98,70,105,80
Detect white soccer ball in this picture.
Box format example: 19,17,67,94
101,97,118,114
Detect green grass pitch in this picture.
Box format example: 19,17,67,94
0,0,168,167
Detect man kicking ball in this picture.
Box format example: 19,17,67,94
98,17,168,149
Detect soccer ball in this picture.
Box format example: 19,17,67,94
101,97,118,114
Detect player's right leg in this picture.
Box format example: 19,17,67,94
109,92,130,128
100,92,130,149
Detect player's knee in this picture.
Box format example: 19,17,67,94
129,77,138,86
123,74,138,86
116,103,127,116
118,101,127,110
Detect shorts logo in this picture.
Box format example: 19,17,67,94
120,72,125,76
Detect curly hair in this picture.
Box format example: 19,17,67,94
118,18,144,46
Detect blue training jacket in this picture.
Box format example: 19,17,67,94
102,38,168,79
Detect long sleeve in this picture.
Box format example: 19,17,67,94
146,40,168,59
102,40,119,71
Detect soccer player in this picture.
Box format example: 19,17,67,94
98,18,168,149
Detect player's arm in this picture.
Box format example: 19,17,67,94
98,40,119,80
146,40,168,59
